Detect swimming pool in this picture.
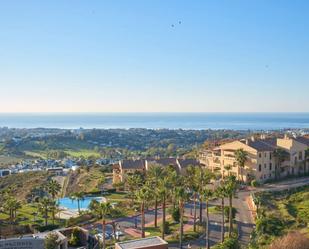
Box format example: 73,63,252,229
58,196,103,211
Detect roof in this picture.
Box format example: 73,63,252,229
177,158,200,168
121,160,145,170
240,138,277,151
295,137,309,146
116,236,168,249
148,158,178,167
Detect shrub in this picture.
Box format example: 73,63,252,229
37,224,59,232
170,207,180,222
251,180,259,187
160,221,171,234
212,237,240,249
69,227,82,246
224,206,237,222
44,232,60,249
255,215,284,236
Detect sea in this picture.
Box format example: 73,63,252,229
0,113,308,130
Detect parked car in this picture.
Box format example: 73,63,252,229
96,232,111,240
112,231,124,239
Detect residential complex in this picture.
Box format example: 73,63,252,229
200,135,309,182
112,158,200,183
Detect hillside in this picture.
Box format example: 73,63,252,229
0,171,50,201
65,166,106,195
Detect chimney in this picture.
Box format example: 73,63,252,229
251,136,255,142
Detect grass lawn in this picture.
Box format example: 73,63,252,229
145,218,202,244
64,149,100,158
24,150,47,159
105,192,128,201
0,203,65,227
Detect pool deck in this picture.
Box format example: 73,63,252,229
56,196,107,219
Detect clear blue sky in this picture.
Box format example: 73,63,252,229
0,0,308,112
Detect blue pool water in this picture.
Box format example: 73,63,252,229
58,196,102,211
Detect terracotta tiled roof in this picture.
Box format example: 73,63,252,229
241,138,277,151
295,137,309,146
177,158,200,168
148,158,178,167
121,159,145,170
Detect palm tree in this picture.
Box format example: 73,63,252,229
49,200,59,225
126,172,144,204
195,167,207,226
147,164,164,228
216,182,228,243
158,171,170,239
202,188,213,249
39,197,51,226
175,177,189,249
4,197,21,223
234,149,248,182
224,164,232,177
46,180,61,224
273,148,288,179
136,185,153,238
71,192,84,214
200,169,215,249
185,165,199,232
166,165,178,209
225,175,238,237
95,202,112,249
46,180,61,200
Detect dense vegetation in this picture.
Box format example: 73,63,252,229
249,185,309,248
0,128,249,161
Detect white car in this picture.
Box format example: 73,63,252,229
96,232,111,240
112,231,124,239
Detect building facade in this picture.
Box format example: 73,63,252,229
112,158,200,184
202,135,309,182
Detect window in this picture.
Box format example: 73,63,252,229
264,174,266,179
259,164,262,172
264,152,267,157
269,174,271,178
270,153,272,160
299,151,303,160
295,157,297,164
259,153,262,158
269,163,272,170
264,163,266,169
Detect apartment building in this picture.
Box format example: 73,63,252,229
112,158,200,184
201,135,309,182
